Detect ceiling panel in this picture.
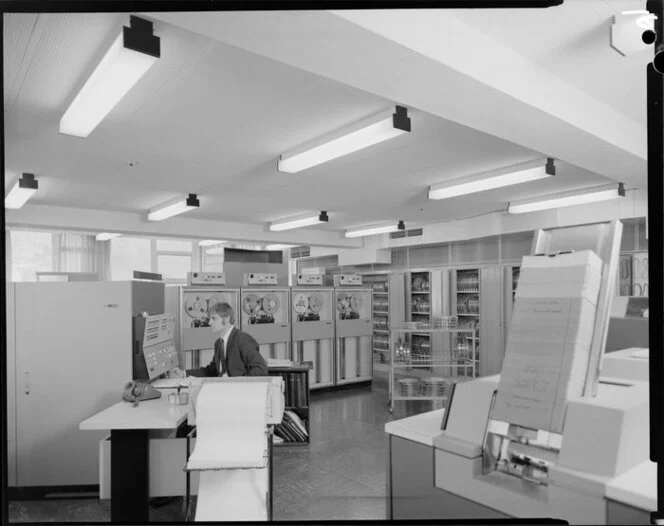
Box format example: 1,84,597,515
4,11,621,238
453,0,650,125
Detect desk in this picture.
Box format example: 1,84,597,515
80,396,189,522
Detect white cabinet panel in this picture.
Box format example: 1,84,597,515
7,283,17,486
15,282,135,486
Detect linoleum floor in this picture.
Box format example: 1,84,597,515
8,381,433,522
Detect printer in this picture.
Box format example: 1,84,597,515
433,374,649,524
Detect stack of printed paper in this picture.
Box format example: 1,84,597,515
493,250,602,433
187,382,269,470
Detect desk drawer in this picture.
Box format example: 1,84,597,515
99,436,199,498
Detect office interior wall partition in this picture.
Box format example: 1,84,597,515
10,280,164,487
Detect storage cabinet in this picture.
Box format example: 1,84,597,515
9,281,164,488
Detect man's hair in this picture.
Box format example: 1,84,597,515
209,302,235,324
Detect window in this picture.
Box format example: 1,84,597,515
9,230,53,281
110,237,151,281
156,239,192,252
202,246,224,272
157,254,191,281
153,238,196,283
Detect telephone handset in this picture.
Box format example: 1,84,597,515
123,381,162,404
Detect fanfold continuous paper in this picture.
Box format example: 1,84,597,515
187,382,269,470
493,250,602,433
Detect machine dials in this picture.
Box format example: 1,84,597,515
293,291,324,322
183,292,236,328
337,292,361,320
293,293,309,314
243,294,262,315
243,292,280,325
262,294,280,314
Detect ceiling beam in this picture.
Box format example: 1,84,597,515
5,204,363,248
146,9,646,189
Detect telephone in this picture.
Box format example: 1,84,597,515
123,381,162,403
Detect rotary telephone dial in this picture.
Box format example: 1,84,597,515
122,380,162,405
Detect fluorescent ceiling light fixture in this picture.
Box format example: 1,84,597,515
5,173,38,209
148,193,200,221
207,247,225,255
345,220,405,238
428,158,555,201
269,211,329,232
199,240,225,246
265,244,296,250
96,233,122,241
278,106,411,173
508,183,625,215
60,16,160,138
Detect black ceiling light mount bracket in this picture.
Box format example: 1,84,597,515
393,106,411,133
319,211,329,223
186,193,200,208
545,158,556,176
397,220,406,230
124,15,160,58
617,183,626,197
19,173,38,190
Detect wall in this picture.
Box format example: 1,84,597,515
297,219,647,277
297,231,534,275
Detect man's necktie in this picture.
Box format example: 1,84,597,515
219,338,225,376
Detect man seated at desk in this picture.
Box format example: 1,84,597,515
185,302,268,377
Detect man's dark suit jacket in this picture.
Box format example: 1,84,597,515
186,326,267,377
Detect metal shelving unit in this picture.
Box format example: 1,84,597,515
388,324,478,412
363,274,391,363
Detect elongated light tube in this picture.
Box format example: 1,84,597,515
60,17,160,138
199,240,225,246
345,220,405,238
265,244,296,250
148,193,199,221
5,173,38,209
96,233,122,241
270,211,329,232
508,183,625,214
278,106,411,173
428,158,555,200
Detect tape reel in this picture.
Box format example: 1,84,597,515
349,294,362,312
336,292,349,312
309,292,324,313
242,294,262,315
184,295,207,319
262,294,280,314
293,293,308,314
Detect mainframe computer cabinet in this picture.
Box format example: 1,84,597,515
8,281,164,489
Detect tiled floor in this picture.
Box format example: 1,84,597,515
9,381,433,522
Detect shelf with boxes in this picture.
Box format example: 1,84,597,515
268,365,310,446
407,271,432,372
388,323,477,412
363,273,391,364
